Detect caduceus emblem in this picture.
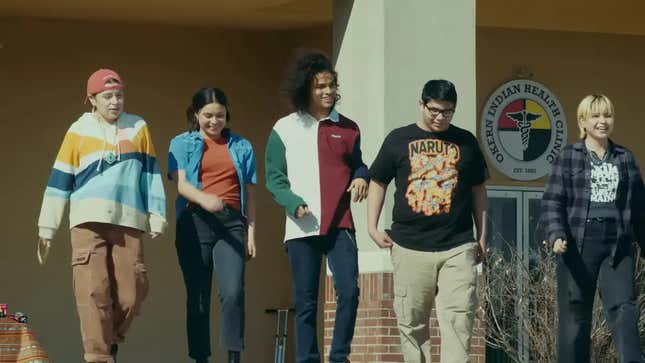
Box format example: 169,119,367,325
506,110,542,151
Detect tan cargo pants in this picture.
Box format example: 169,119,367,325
71,223,149,363
391,241,478,363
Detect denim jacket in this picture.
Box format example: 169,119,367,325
168,129,257,219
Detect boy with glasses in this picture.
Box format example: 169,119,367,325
367,79,488,363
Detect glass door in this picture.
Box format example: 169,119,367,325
485,187,543,363
486,189,521,363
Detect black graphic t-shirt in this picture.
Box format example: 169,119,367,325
369,123,489,251
587,150,620,219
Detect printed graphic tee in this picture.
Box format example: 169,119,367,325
587,150,620,219
369,123,488,251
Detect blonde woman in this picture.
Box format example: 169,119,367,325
542,94,644,362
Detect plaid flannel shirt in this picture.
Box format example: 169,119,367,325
541,140,645,257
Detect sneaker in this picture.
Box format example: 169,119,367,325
110,344,118,363
228,351,240,363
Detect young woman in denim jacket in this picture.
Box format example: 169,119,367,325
168,88,257,363
542,94,645,362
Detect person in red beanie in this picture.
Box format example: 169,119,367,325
37,69,167,363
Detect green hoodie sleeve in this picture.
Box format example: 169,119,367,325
265,129,306,216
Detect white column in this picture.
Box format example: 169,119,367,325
333,0,476,272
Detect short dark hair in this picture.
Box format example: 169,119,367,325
283,51,339,112
421,80,457,105
186,87,231,131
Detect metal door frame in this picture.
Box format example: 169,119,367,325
486,186,544,363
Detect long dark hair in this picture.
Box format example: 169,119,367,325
283,50,339,113
186,87,231,131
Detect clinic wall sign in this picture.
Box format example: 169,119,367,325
480,79,567,181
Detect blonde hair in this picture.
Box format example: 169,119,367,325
576,94,614,139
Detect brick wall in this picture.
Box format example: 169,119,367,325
323,272,485,363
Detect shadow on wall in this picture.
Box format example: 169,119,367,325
332,0,354,63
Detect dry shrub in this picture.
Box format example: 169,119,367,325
481,238,645,363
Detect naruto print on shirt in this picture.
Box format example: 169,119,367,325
406,139,460,216
369,124,488,251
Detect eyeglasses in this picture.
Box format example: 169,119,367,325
424,104,455,118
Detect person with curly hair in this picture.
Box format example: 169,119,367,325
265,51,368,363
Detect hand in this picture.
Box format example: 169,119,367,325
246,235,257,260
295,205,310,219
200,194,225,213
39,238,51,249
37,238,51,266
553,238,567,254
347,179,368,203
476,240,487,264
368,229,394,249
149,232,161,239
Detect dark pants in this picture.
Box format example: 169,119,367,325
176,205,246,360
557,219,642,363
286,229,359,363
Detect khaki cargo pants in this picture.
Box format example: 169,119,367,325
71,223,149,363
391,241,478,363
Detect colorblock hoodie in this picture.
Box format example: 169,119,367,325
38,112,167,239
265,110,368,242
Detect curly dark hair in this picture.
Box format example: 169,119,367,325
283,50,339,112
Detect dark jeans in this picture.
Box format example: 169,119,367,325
286,229,359,363
176,205,246,360
557,219,642,363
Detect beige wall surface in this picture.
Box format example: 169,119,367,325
0,0,333,29
477,27,645,187
478,0,645,37
0,18,330,363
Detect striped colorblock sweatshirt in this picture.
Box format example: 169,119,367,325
38,112,167,239
265,109,368,242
